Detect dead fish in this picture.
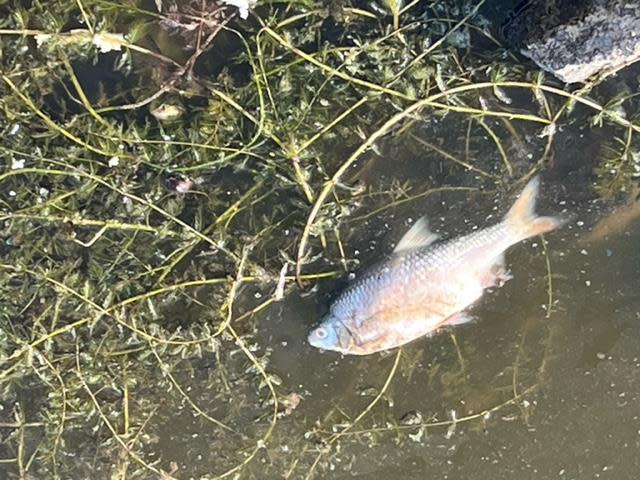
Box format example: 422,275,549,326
308,176,564,355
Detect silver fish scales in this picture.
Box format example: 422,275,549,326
308,176,563,355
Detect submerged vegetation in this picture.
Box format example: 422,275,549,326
0,0,639,478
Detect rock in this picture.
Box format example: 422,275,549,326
502,0,640,83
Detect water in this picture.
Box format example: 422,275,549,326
3,104,639,480
2,3,640,478
250,182,640,479
140,127,640,479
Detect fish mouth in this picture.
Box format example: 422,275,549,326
308,316,344,351
307,324,328,349
308,316,359,353
307,330,322,349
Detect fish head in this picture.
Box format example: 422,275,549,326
308,314,353,353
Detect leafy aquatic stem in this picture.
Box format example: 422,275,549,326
1,214,172,237
0,264,339,370
148,344,235,433
387,0,487,88
75,341,175,479
297,97,370,154
214,325,279,479
261,26,414,101
60,55,112,129
2,75,118,158
319,383,538,438
384,0,402,31
0,28,184,68
304,350,402,479
32,350,67,477
295,80,640,283
477,118,513,176
408,134,494,178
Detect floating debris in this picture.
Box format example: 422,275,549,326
164,173,194,193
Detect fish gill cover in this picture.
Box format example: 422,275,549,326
0,0,639,478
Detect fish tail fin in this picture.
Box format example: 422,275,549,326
504,176,564,240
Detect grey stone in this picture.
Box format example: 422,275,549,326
517,0,640,83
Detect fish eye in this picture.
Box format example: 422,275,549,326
315,327,328,339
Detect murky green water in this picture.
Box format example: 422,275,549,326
3,90,639,480
2,2,640,479
141,128,640,479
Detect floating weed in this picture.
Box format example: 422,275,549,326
1,0,640,478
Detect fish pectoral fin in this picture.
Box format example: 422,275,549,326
394,216,439,253
479,256,513,288
441,311,475,327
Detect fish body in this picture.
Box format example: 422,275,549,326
308,177,563,355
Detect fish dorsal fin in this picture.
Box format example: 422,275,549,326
393,216,439,253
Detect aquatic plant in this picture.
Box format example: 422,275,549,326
1,0,639,478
